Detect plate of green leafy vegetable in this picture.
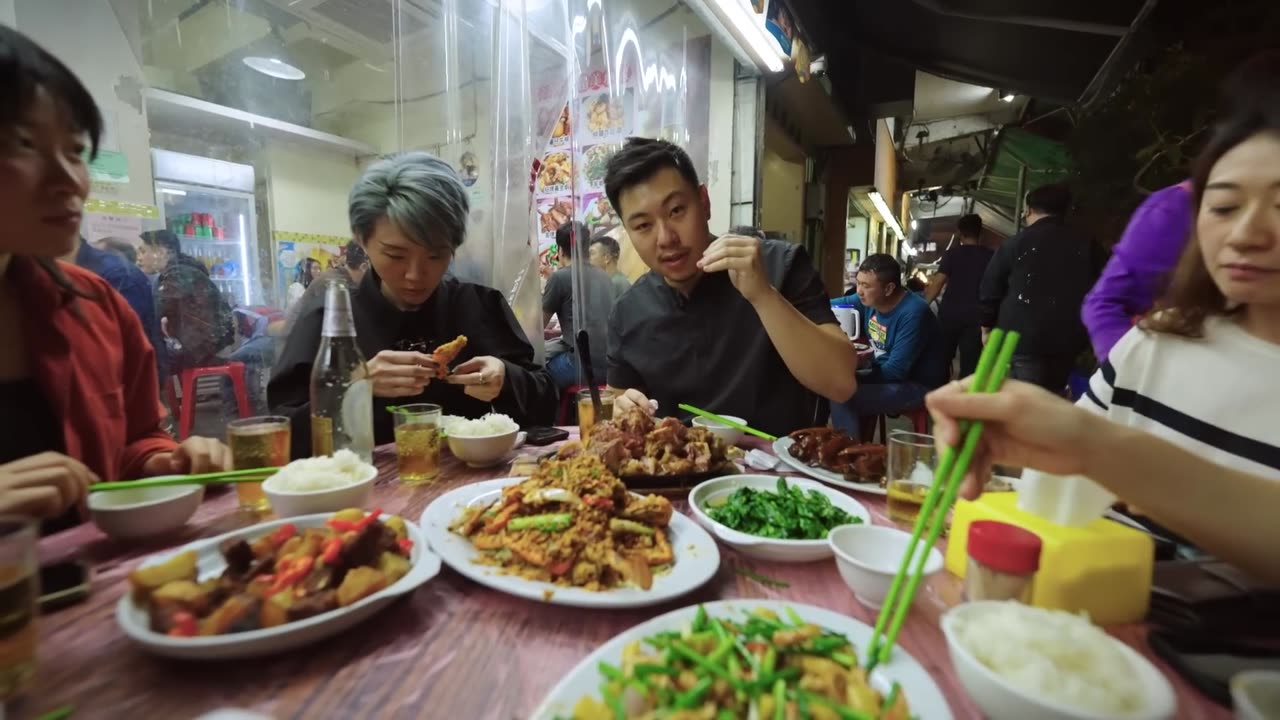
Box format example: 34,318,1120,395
688,475,870,562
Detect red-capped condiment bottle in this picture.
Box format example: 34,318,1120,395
964,520,1042,603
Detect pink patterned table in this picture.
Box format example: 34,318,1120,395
24,436,1228,720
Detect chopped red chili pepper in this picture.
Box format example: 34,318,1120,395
582,496,614,510
270,523,297,546
321,537,343,565
167,611,197,637
268,555,314,596
326,509,383,534
397,537,414,555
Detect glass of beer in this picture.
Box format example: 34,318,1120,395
227,416,291,512
0,517,38,702
393,403,441,485
886,430,938,526
577,388,615,443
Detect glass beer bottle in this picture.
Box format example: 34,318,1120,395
310,280,374,461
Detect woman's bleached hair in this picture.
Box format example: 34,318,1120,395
349,151,470,253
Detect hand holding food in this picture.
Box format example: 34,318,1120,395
612,388,653,415
0,451,95,519
430,335,468,379
129,509,414,637
926,379,1097,499
367,350,438,398
446,356,507,402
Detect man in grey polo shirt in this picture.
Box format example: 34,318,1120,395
603,138,857,437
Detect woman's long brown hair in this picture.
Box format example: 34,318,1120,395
1143,54,1280,338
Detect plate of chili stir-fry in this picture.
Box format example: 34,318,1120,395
420,455,720,608
533,600,952,719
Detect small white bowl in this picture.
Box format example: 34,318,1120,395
1233,670,1280,720
262,463,377,518
941,601,1177,720
691,415,747,447
446,430,521,468
689,474,870,562
88,481,204,540
827,524,943,609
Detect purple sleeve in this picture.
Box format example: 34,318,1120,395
1082,184,1193,359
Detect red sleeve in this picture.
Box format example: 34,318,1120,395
107,285,179,478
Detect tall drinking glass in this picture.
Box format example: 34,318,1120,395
394,403,442,485
227,416,291,511
0,517,37,703
886,430,938,526
577,388,615,443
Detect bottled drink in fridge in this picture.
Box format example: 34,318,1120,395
310,280,374,461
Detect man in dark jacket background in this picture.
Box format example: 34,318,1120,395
979,184,1104,393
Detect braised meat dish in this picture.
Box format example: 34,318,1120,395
787,428,887,485
557,407,732,477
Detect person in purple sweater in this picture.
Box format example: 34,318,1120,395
1082,181,1193,359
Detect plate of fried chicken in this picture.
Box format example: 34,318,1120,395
555,408,741,492
772,428,889,495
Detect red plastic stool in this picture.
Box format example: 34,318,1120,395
874,406,930,443
170,362,251,439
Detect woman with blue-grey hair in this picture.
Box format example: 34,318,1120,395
269,151,558,457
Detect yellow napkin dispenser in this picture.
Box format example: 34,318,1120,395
946,492,1154,625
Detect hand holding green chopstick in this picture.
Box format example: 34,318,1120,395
864,328,1020,672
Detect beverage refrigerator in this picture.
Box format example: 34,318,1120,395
152,149,262,307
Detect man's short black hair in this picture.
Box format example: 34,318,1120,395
590,234,621,261
956,214,982,239
140,229,182,258
343,240,368,268
1025,183,1072,216
604,137,701,214
858,253,902,289
555,221,591,258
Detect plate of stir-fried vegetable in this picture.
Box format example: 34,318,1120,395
420,456,720,608
532,600,952,719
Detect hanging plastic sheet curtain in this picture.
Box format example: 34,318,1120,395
534,0,714,388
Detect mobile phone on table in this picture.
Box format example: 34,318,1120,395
524,427,569,446
39,559,91,612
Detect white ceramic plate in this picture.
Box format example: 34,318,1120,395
688,474,871,562
531,599,953,719
419,477,720,608
116,513,441,660
773,437,888,496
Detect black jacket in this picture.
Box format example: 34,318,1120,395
268,269,559,459
979,216,1105,356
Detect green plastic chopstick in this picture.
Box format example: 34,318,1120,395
677,404,777,442
865,329,1021,671
90,466,278,493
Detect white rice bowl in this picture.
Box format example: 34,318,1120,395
443,413,518,438
945,601,1147,717
265,450,372,493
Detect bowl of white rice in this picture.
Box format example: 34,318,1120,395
941,601,1176,720
262,450,378,518
444,413,522,468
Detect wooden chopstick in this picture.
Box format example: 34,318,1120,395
90,467,279,493
677,404,777,442
865,329,1021,671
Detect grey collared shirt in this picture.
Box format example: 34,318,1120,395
607,239,838,437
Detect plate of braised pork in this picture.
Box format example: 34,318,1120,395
772,428,889,495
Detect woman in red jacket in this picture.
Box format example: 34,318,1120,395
0,26,230,523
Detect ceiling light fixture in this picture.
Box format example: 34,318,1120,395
910,219,918,231
869,191,905,240
243,56,305,81
692,0,785,74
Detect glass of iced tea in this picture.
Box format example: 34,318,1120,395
0,517,37,702
886,430,938,526
393,403,441,485
227,416,291,512
577,388,615,442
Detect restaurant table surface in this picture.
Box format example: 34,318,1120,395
28,435,1230,720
